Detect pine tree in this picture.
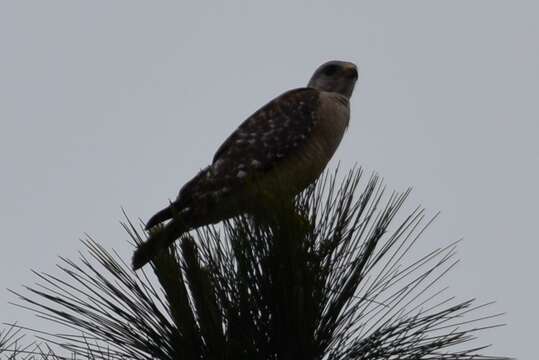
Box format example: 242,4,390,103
2,168,509,359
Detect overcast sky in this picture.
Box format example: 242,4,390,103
0,1,537,358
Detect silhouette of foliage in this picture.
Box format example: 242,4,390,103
4,168,509,360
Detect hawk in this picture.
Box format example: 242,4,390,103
133,60,358,269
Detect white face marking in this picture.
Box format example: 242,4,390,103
251,160,261,168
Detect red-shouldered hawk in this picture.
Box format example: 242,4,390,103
133,60,358,269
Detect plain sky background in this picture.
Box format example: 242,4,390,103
0,1,537,358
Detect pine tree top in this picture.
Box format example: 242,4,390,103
3,168,510,360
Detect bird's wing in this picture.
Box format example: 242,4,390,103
213,87,319,172
177,87,321,203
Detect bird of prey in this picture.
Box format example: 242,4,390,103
133,60,358,270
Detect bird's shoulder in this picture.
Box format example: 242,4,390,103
176,88,323,206
211,87,321,165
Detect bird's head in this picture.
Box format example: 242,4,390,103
307,60,358,99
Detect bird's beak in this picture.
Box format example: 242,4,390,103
343,64,359,79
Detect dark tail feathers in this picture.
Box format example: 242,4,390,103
145,206,173,230
132,220,187,270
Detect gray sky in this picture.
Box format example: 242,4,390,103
1,1,537,358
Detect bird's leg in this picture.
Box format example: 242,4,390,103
249,189,313,241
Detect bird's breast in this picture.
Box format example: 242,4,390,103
315,92,350,156
250,93,350,197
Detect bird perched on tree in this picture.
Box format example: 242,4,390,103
133,60,358,270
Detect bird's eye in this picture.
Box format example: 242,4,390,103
322,64,339,76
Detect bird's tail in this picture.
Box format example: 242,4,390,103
132,220,187,270
145,205,173,230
